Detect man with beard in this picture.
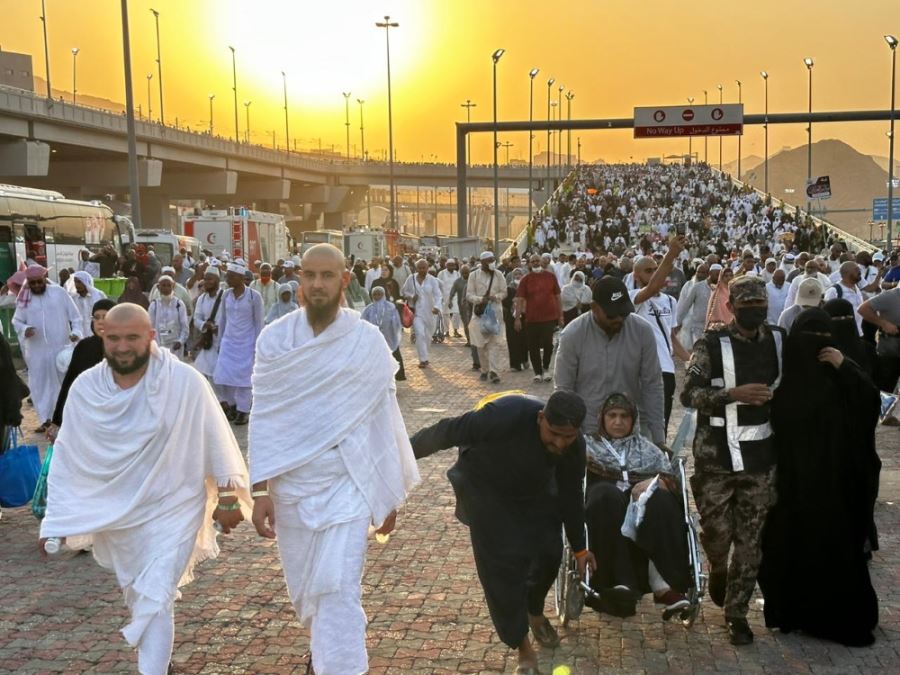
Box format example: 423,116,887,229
249,244,419,675
12,265,83,433
39,303,250,675
676,263,714,352
438,258,463,337
681,276,784,646
401,258,442,368
451,264,481,370
467,251,507,383
148,275,189,356
69,270,108,337
192,267,225,403
250,262,280,314
213,260,264,425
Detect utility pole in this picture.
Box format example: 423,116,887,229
150,8,164,125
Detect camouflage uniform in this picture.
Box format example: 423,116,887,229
681,277,782,621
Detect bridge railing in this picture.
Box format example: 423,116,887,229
500,167,578,259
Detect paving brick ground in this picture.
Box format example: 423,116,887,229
2,332,899,673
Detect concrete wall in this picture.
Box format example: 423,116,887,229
0,52,34,92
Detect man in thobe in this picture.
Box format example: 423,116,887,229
192,268,225,404
70,270,107,337
39,303,249,675
823,261,865,332
765,269,789,326
467,251,507,384
250,262,280,314
213,260,264,426
437,258,462,337
391,255,411,289
401,258,442,368
12,265,82,432
280,260,300,287
410,391,596,674
171,254,193,287
148,275,190,357
676,263,714,352
249,244,419,675
76,248,101,278
149,266,194,317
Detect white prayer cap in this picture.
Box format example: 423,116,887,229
784,253,796,262
446,258,457,265
709,263,724,271
283,260,296,269
541,252,552,260
873,251,886,262
765,258,777,267
208,258,221,268
225,262,248,276
161,265,176,274
204,266,220,279
480,251,495,260
157,274,174,283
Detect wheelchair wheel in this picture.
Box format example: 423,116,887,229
554,546,570,624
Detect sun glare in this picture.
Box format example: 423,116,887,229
214,1,428,108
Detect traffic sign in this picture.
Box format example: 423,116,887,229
805,176,831,200
873,198,900,221
634,104,743,138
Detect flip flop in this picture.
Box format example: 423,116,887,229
530,616,561,648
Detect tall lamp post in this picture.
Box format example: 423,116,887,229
375,15,399,228
501,141,513,238
208,93,215,134
761,71,769,194
717,84,723,171
71,48,79,104
282,71,290,154
546,77,554,198
686,97,694,160
735,79,742,178
557,84,564,180
565,90,574,169
228,46,239,142
149,8,164,125
244,100,252,143
527,68,539,225
885,36,898,249
703,89,708,163
120,0,142,228
40,0,51,98
146,73,153,121
461,98,477,233
358,98,371,226
804,57,815,216
342,91,352,159
491,48,505,249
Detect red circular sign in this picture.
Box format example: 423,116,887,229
653,110,666,123
711,107,724,121
682,109,694,121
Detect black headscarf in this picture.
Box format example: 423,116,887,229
777,308,838,415
822,299,867,368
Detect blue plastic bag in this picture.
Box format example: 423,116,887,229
0,428,41,508
479,303,502,336
31,444,54,519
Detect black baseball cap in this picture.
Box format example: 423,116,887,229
591,276,634,318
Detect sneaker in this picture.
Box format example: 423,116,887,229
489,371,500,384
542,373,553,382
654,589,689,612
479,372,488,381
533,375,542,383
727,617,754,646
709,569,727,608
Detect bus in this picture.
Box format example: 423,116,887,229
134,230,202,266
300,229,344,253
0,184,135,283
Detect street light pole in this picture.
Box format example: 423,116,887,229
282,71,290,154
208,93,215,134
528,68,538,225
557,84,564,181
735,79,742,178
342,91,352,159
40,0,51,98
761,71,769,194
492,48,505,250
229,46,239,142
804,57,815,215
686,97,694,160
501,141,513,239
376,15,399,228
546,77,554,199
717,84,723,171
147,73,153,121
461,98,477,234
120,0,142,228
150,8,164,125
565,90,574,169
886,36,898,249
244,100,252,143
703,90,708,163
71,48,79,104
358,98,371,226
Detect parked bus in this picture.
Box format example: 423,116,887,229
300,229,344,253
181,207,290,271
0,184,134,283
134,230,202,267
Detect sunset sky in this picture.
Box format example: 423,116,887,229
2,0,898,166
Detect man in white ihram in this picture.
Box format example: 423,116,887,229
401,258,443,368
38,303,250,675
250,244,420,675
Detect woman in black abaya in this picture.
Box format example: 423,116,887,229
760,308,880,646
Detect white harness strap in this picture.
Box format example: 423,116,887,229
771,329,784,389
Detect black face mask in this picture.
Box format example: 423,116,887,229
734,306,767,331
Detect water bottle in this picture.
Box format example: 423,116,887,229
44,537,62,555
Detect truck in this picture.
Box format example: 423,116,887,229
441,236,484,262
180,207,290,271
344,231,386,261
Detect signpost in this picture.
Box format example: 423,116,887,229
873,197,900,221
805,176,832,200
634,104,743,138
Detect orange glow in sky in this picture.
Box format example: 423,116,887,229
2,0,899,165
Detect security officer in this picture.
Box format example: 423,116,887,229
681,276,784,646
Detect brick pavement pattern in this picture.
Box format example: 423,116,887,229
1,333,899,673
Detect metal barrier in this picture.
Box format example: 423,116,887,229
0,305,17,351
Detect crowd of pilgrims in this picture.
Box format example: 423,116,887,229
1,160,890,651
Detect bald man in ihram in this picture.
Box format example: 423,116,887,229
250,244,420,674
39,303,251,675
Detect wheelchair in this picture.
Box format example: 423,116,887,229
555,411,706,628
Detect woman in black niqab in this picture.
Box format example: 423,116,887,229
822,298,879,382
759,308,880,646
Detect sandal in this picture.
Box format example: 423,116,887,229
530,616,561,648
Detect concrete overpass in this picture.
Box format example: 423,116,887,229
0,85,532,232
